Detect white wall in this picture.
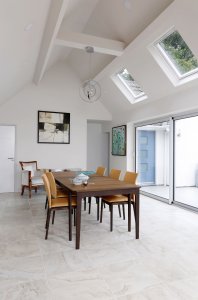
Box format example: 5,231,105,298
0,63,112,191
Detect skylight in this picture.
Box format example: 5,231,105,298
112,68,147,104
156,30,198,81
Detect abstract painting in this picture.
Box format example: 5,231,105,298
38,111,70,144
112,125,126,156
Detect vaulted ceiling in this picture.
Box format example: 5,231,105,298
3,0,198,119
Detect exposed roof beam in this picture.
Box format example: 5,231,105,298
55,31,125,56
34,0,69,84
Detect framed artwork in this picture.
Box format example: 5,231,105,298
112,125,126,156
38,111,70,144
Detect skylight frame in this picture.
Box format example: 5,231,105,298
111,68,147,104
156,30,198,80
149,28,198,86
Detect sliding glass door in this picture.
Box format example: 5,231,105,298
174,115,198,209
136,121,170,201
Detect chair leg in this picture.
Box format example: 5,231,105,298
52,211,55,224
83,197,86,210
110,205,113,232
96,197,100,221
45,209,51,240
118,205,121,217
21,185,25,195
29,187,32,198
68,202,72,241
45,196,48,209
122,204,125,220
100,199,104,223
73,208,76,226
88,197,91,214
132,201,136,221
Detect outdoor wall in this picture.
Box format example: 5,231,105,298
175,117,198,187
0,62,111,191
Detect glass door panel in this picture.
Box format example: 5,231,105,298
174,116,198,208
136,121,170,200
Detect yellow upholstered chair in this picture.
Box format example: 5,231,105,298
19,161,44,198
96,166,106,176
87,166,106,219
44,171,68,208
88,168,121,220
42,174,76,240
109,169,121,180
100,171,138,231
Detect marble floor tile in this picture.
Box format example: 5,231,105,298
0,279,50,300
0,192,198,300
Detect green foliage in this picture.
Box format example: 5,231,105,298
160,31,198,75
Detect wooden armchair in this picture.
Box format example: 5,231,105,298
19,161,44,198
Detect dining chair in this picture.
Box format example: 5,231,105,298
100,171,138,231
87,166,106,217
84,166,106,214
88,168,121,221
96,166,106,176
42,174,77,240
19,161,44,198
44,171,69,209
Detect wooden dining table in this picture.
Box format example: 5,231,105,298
54,171,140,249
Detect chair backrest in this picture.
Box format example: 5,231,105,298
96,166,106,176
19,160,38,171
19,161,38,171
124,171,138,184
45,172,57,198
109,169,121,180
19,161,38,178
42,174,52,208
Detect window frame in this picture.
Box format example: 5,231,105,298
111,68,147,104
148,27,198,86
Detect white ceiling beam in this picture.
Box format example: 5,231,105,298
34,0,69,84
55,31,125,56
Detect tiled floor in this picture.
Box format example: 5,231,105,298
0,192,198,299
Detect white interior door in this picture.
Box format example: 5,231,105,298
0,126,15,193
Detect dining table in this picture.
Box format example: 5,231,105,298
53,171,141,249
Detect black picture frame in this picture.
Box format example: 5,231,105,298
37,110,70,144
112,125,126,156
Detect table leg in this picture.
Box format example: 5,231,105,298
128,194,131,232
135,191,139,239
68,192,72,241
76,194,82,249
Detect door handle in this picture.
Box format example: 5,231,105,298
8,158,14,161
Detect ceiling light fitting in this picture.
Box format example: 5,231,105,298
79,46,101,103
24,23,33,31
123,0,132,10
